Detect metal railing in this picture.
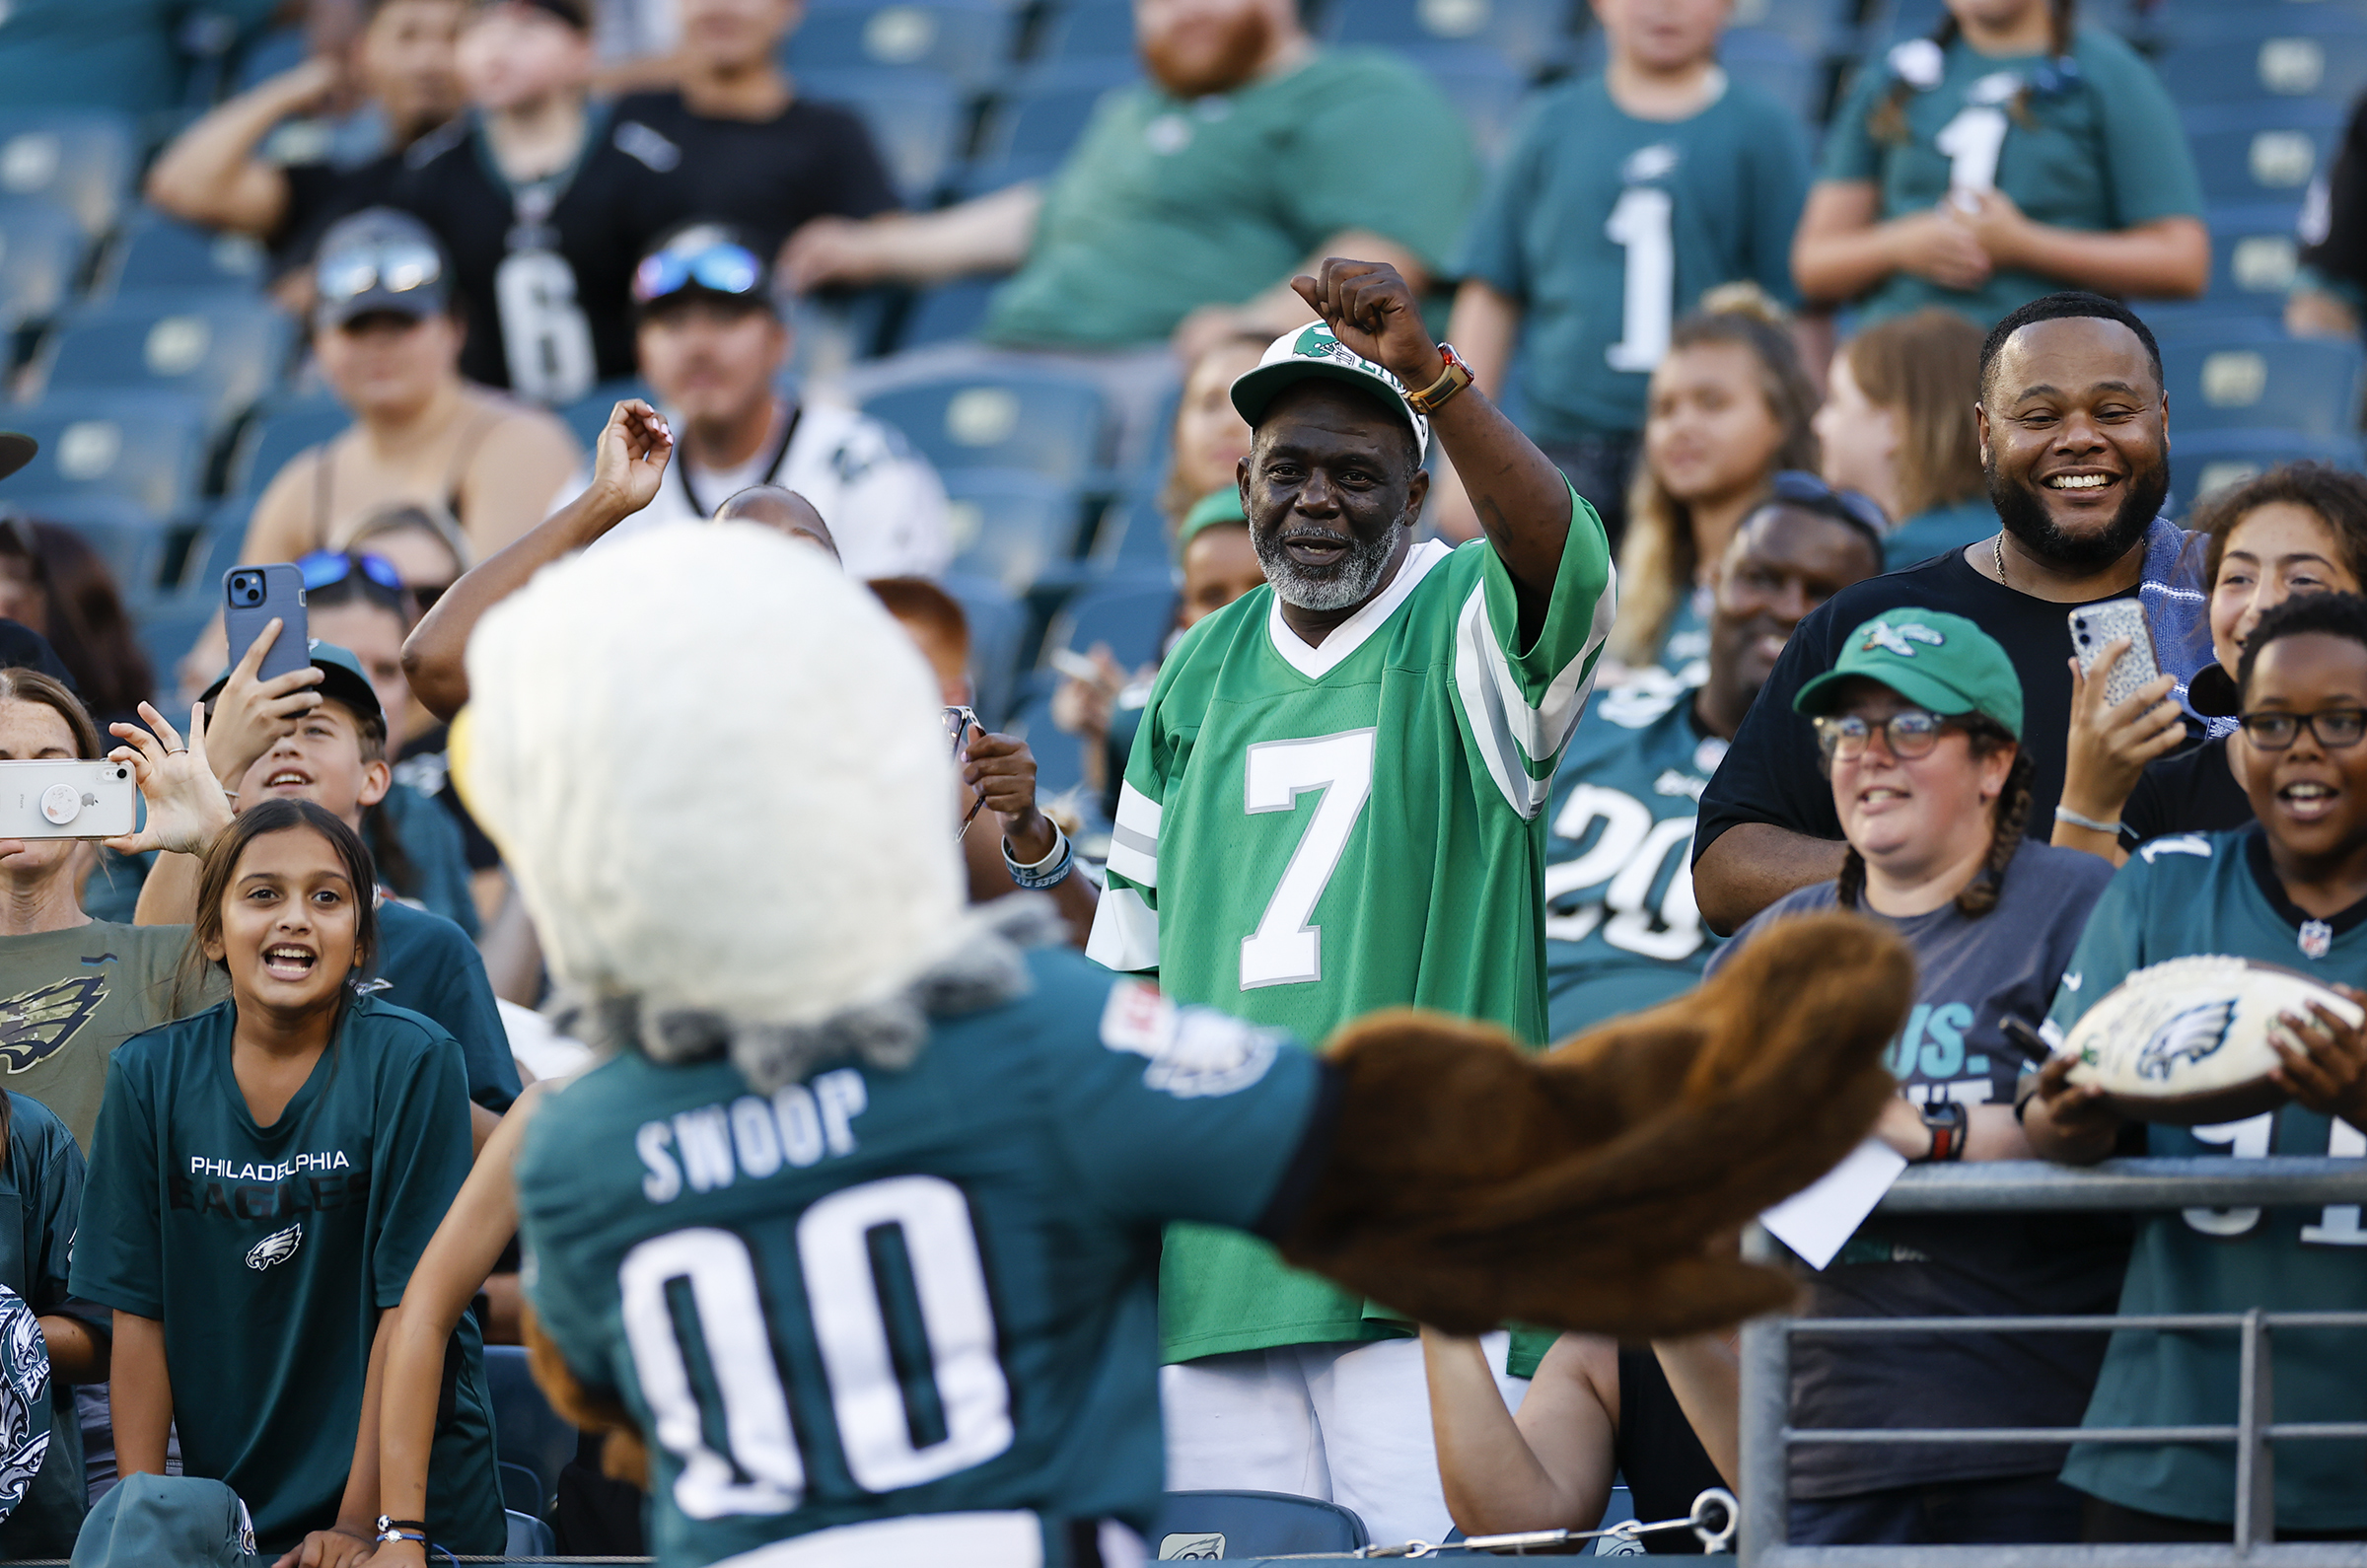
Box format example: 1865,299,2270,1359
1738,1158,2367,1567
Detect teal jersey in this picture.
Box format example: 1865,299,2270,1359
2045,828,2367,1530
1455,74,1810,443
1821,26,2202,325
514,948,1322,1566
1087,495,1614,1361
375,782,480,938
0,1093,101,1558
71,995,503,1555
1542,694,1726,1040
374,899,520,1112
1884,495,1996,573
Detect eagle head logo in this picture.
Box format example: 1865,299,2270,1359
1861,621,1946,659
2134,999,2236,1083
245,1221,303,1271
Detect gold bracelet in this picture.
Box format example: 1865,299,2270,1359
1404,342,1474,416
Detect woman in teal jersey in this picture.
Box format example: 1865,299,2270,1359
1794,0,2206,325
72,799,503,1565
2028,593,2367,1543
1815,308,1994,571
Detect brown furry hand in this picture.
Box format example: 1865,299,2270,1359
1277,909,1909,1340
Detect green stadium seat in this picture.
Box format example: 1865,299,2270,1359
1408,44,1531,164
35,298,294,433
2160,333,2365,438
969,67,1129,186
0,197,89,332
133,597,217,684
1150,1490,1371,1557
799,66,969,199
862,368,1112,484
895,277,998,351
787,1,1022,92
1725,0,1850,62
96,209,270,301
1007,686,1084,802
0,109,138,240
2,392,210,519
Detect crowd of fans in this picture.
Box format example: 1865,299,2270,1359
0,0,2365,1559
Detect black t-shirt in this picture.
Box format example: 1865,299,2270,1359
1696,548,2140,867
2120,731,2254,849
273,150,405,276
2301,93,2367,294
1614,1350,1727,1555
387,109,646,398
606,91,899,259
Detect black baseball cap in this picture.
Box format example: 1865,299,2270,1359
314,209,451,333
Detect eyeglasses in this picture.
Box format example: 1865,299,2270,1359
1769,470,1892,539
2236,707,2367,750
632,241,765,306
317,240,444,307
1813,708,1960,762
943,705,987,839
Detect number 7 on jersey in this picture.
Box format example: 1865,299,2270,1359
1240,730,1377,990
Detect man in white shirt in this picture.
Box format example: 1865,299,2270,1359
573,220,954,576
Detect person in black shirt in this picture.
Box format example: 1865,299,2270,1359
2054,463,2367,862
2291,91,2367,341
146,0,466,281
605,0,897,263
390,0,644,402
1691,291,2210,935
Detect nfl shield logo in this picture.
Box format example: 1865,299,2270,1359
2301,919,2333,960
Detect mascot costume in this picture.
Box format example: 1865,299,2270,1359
455,525,1910,1567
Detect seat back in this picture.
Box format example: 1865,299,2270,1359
2159,19,2367,109
799,67,968,198
504,1508,557,1555
941,571,1029,727
8,492,170,600
1149,1490,1371,1558
1044,571,1176,676
864,369,1113,486
38,298,294,431
225,393,352,500
556,377,656,452
0,110,138,239
2183,101,2344,216
2160,335,2367,439
498,1460,544,1518
3,392,210,519
2172,430,2367,514
941,471,1092,592
788,0,1019,91
0,197,89,331
482,1344,583,1521
98,209,270,302
975,69,1133,182
1034,0,1137,65
896,277,1000,352
1324,0,1578,74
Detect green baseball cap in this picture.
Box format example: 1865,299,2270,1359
1229,322,1429,452
201,640,383,731
1175,487,1248,556
1794,607,2025,740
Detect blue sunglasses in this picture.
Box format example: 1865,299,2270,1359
632,242,765,306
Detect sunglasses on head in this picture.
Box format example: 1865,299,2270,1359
1769,470,1892,538
317,241,444,307
632,241,765,307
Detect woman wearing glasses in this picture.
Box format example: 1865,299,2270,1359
1710,607,2122,1547
2053,465,2367,867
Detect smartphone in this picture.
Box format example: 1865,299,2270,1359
223,564,309,684
0,759,136,839
2068,599,2161,710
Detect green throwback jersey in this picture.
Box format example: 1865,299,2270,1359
2044,828,2367,1530
71,994,503,1555
1542,694,1725,1042
1821,26,2201,326
1454,73,1809,444
1087,496,1614,1362
515,948,1323,1566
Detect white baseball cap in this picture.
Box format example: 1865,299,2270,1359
1230,322,1430,454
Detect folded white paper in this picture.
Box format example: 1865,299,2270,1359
1759,1139,1908,1270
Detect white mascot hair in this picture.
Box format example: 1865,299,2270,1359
458,524,982,1086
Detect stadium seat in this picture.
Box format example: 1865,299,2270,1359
165,498,253,603
230,24,309,92
95,210,270,301
556,377,655,450
969,69,1131,187
2199,210,2305,320
943,571,1029,727
2183,101,2345,218
862,368,1113,484
940,471,1094,592
2173,430,2367,513
1031,0,1137,65
0,198,88,332
798,67,969,199
895,277,999,351
133,596,217,686
482,1345,581,1523
7,491,171,600
787,1,1021,92
2158,15,2367,109
1090,492,1174,570
2159,334,2365,439
1405,45,1531,165
34,298,295,433
505,1509,556,1556
1720,29,1823,126
1007,687,1085,802
225,393,352,499
1149,1490,1371,1557
1725,0,1849,62
0,110,138,239
1043,570,1176,677
1,392,210,519
1322,0,1579,75
498,1461,542,1519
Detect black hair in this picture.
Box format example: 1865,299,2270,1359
1833,713,2033,919
1977,290,2162,405
2236,591,2367,702
1744,496,1887,573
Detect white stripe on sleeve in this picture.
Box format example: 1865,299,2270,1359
1106,780,1162,889
1085,885,1160,972
1451,572,1613,820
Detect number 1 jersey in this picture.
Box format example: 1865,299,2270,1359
1086,499,1614,1360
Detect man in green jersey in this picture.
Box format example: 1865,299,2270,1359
1084,258,1614,1540
2027,593,2367,1541
1545,486,1883,1044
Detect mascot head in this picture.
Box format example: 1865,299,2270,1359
456,523,972,1086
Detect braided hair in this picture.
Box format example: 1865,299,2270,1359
1834,714,2033,917
1869,0,2078,146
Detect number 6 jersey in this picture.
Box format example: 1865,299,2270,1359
513,949,1326,1565
1086,490,1614,1362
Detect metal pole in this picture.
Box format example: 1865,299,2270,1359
1739,1223,1788,1568
2236,1308,2275,1552
1874,1159,2367,1213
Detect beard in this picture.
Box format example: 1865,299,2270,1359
1255,520,1404,612
1986,454,2169,569
1141,6,1272,98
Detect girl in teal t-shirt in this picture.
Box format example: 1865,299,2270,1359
71,799,503,1561
1795,0,2206,325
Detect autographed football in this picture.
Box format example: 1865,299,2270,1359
2062,956,2363,1124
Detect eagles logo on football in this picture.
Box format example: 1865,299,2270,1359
245,1222,303,1271
0,974,106,1073
2134,999,2236,1083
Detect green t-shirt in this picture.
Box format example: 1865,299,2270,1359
517,947,1321,1564
374,900,519,1113
1820,26,2202,325
1543,694,1725,1041
70,994,503,1555
375,782,480,939
1454,74,1809,443
2045,828,2367,1530
0,922,214,1152
1088,491,1614,1361
1884,494,1996,573
984,50,1477,349
0,1092,104,1559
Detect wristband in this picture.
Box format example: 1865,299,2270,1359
1403,342,1474,416
1915,1100,1969,1163
1003,824,1073,891
2053,804,2120,835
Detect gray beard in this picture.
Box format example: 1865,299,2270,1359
1256,525,1404,612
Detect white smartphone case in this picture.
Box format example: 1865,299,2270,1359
2068,599,2162,710
0,760,137,839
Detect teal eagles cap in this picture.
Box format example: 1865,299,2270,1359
1230,322,1429,453
1175,487,1248,555
1794,607,2025,740
71,1473,258,1568
201,640,384,731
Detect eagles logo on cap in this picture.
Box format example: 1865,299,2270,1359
1229,323,1431,453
